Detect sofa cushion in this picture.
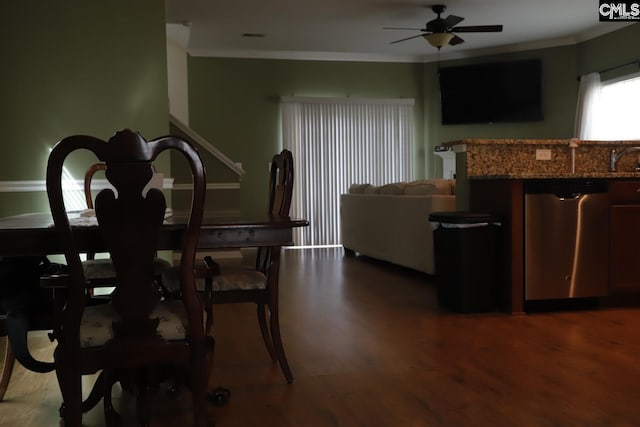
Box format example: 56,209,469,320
403,182,437,195
348,179,455,196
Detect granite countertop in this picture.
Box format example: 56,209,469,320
445,139,640,147
469,172,640,180
445,138,640,179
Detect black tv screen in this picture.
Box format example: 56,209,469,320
438,59,543,125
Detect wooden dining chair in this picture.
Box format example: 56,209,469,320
81,162,172,293
205,149,295,383
0,165,114,400
47,129,214,426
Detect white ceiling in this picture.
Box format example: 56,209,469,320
165,0,635,63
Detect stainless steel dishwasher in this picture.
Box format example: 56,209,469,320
524,179,609,301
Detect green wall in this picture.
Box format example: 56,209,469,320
425,45,578,145
0,1,169,217
1,4,637,221
425,24,639,176
577,23,640,80
187,24,639,211
188,58,424,215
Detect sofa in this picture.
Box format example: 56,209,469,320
340,179,456,275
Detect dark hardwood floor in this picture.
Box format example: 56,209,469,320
2,247,640,426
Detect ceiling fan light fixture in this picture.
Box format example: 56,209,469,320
424,32,454,48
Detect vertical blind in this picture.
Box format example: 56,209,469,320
281,97,415,246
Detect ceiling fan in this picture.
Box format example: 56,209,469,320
385,4,503,49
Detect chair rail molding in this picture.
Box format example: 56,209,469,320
0,179,238,192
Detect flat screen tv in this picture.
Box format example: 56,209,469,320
438,59,543,125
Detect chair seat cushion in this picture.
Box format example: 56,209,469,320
211,268,267,291
161,265,267,295
82,257,172,280
79,300,188,348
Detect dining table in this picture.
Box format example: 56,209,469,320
0,210,309,256
0,210,308,376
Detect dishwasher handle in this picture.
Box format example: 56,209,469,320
524,179,608,197
554,192,583,200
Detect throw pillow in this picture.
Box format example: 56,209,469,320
348,183,371,194
378,183,405,195
363,185,379,194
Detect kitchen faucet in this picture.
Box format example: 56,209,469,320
609,146,640,172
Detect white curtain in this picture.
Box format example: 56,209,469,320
281,97,415,246
574,72,602,139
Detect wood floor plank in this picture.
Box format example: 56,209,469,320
2,247,640,426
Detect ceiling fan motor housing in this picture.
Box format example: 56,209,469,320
432,5,446,15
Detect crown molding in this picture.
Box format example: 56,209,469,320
186,48,424,63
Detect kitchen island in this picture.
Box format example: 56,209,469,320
445,138,640,313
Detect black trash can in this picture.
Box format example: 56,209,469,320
429,212,502,313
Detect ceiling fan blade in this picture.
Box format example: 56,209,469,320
383,27,425,31
389,33,426,44
443,15,464,29
426,18,443,33
449,35,465,45
451,25,503,33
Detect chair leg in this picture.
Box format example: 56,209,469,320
267,303,293,384
191,344,212,427
83,369,121,426
135,369,151,427
79,370,106,413
0,339,16,401
256,304,276,362
56,358,83,427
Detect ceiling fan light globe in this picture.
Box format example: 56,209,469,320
424,32,454,48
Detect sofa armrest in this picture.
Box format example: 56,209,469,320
340,193,456,274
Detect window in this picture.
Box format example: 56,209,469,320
281,97,415,246
593,74,640,140
575,72,640,140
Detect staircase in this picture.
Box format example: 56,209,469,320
168,113,245,217
168,114,246,264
